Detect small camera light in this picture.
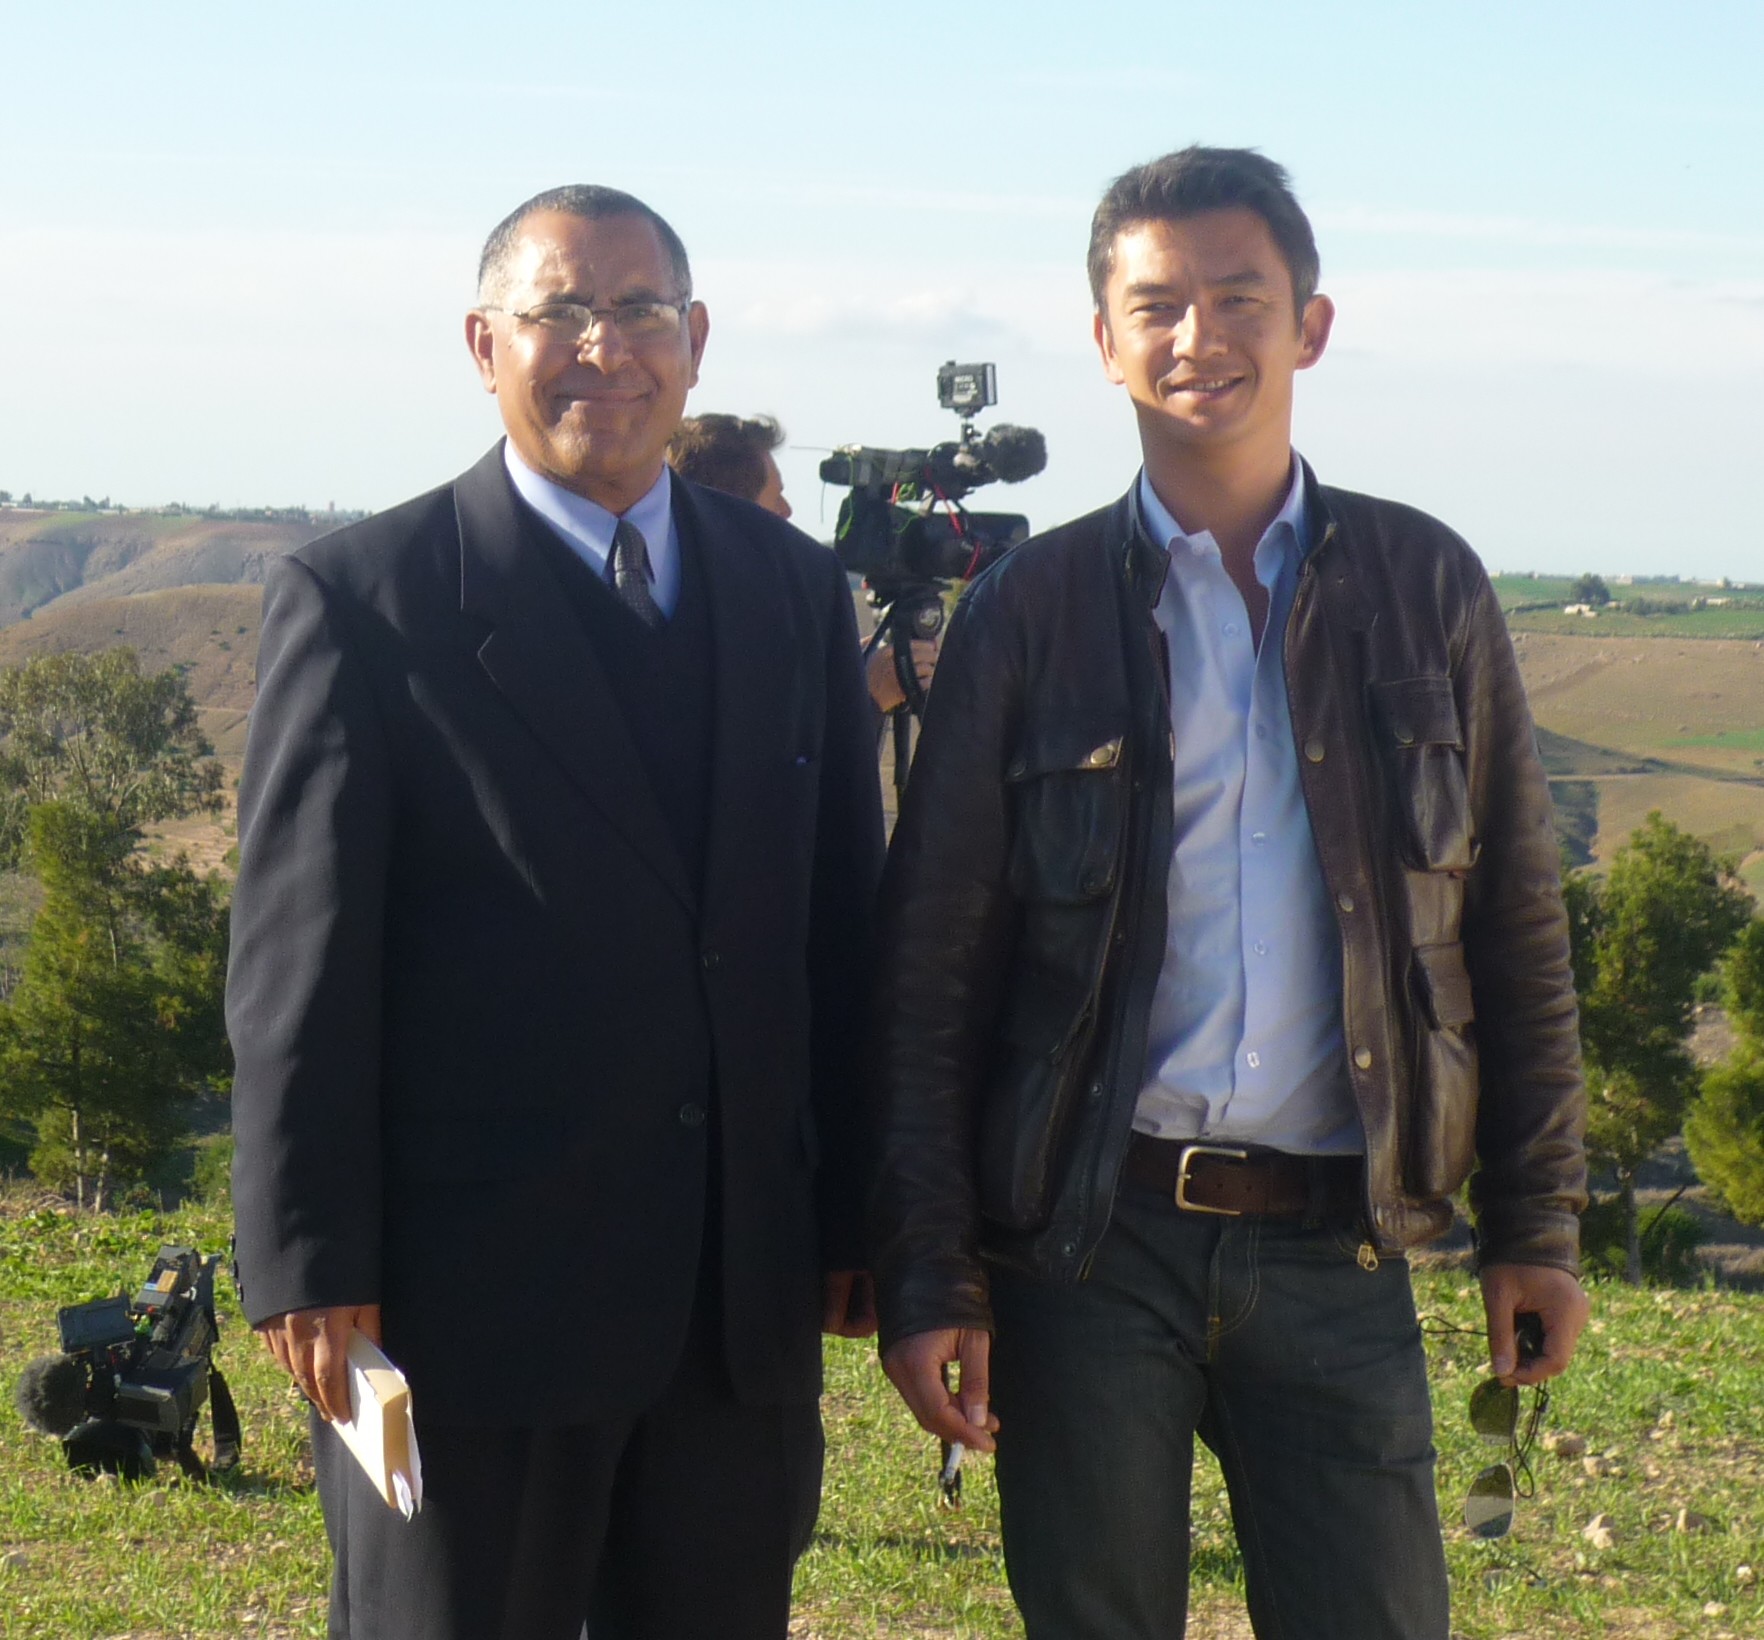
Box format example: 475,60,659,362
936,361,997,415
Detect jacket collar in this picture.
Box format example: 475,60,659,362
1120,454,1340,609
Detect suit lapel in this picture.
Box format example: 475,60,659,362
455,447,693,916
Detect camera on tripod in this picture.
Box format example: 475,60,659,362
821,362,1045,747
821,360,1045,598
13,1243,240,1481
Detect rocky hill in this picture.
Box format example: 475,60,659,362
0,509,325,625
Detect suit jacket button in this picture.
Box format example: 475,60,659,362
701,950,721,969
679,1102,707,1128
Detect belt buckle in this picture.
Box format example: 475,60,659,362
1174,1143,1251,1215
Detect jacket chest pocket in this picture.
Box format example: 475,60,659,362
1005,723,1130,904
1370,676,1476,873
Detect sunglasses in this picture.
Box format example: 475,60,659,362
1463,1315,1550,1539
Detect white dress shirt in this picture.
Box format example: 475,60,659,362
1133,457,1361,1156
502,443,681,618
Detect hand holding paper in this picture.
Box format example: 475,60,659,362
332,1329,424,1519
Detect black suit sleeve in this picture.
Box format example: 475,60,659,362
228,554,391,1326
805,554,886,1270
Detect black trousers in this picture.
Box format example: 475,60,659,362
312,1298,823,1640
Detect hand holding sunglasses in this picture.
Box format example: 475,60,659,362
1464,1312,1549,1539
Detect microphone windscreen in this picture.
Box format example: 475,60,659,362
15,1353,89,1437
979,425,1048,484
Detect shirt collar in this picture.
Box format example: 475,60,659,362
501,441,673,577
1137,455,1307,592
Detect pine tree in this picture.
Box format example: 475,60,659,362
1567,813,1753,1281
0,652,229,1207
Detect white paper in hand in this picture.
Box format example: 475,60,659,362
332,1329,424,1518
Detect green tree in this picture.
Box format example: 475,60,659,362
1686,920,1764,1225
1571,573,1612,606
1568,813,1753,1281
0,648,222,866
0,651,228,1207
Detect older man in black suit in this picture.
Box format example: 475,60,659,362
228,185,884,1640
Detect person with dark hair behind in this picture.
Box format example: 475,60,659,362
669,412,793,518
669,412,936,716
869,145,1590,1639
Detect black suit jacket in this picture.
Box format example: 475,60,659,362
228,446,884,1425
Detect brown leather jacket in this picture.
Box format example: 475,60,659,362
869,469,1587,1349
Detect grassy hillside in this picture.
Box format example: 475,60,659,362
1509,630,1764,894
1491,572,1764,640
1,1192,1761,1639
1514,606,1764,640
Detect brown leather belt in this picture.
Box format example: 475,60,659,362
1122,1134,1362,1218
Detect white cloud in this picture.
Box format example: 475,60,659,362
1325,267,1764,374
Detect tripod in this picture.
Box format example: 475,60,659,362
861,579,947,805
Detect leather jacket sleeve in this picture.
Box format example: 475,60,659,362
1455,577,1587,1271
869,575,1022,1348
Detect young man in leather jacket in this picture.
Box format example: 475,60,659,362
868,146,1590,1639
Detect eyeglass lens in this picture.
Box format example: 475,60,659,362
1464,1463,1517,1539
1469,1378,1520,1444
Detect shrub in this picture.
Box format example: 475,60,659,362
1580,1195,1708,1285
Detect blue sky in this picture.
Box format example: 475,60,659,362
3,0,1761,579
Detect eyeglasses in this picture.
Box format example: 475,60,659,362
485,298,689,345
1464,1374,1550,1539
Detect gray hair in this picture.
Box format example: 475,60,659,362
477,185,693,307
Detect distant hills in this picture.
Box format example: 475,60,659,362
0,506,1758,896
0,508,326,627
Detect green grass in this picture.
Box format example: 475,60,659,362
1490,574,1583,611
3,1194,1763,1638
1671,729,1764,754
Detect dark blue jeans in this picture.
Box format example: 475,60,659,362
988,1182,1449,1640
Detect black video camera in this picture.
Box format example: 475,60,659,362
822,363,1045,744
14,1244,240,1481
820,360,1045,597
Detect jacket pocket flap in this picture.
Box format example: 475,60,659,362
1371,676,1463,749
1005,719,1128,781
1413,942,1475,1028
999,964,1094,1061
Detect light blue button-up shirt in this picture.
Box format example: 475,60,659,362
502,443,681,618
1133,459,1361,1155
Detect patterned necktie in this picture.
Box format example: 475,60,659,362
609,518,664,629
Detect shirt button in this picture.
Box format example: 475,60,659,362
1253,940,1268,956
1224,622,1239,637
1250,831,1267,847
1255,724,1269,740
1304,739,1326,763
1245,1050,1262,1069
1337,892,1356,913
678,1102,707,1128
1353,1048,1374,1071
